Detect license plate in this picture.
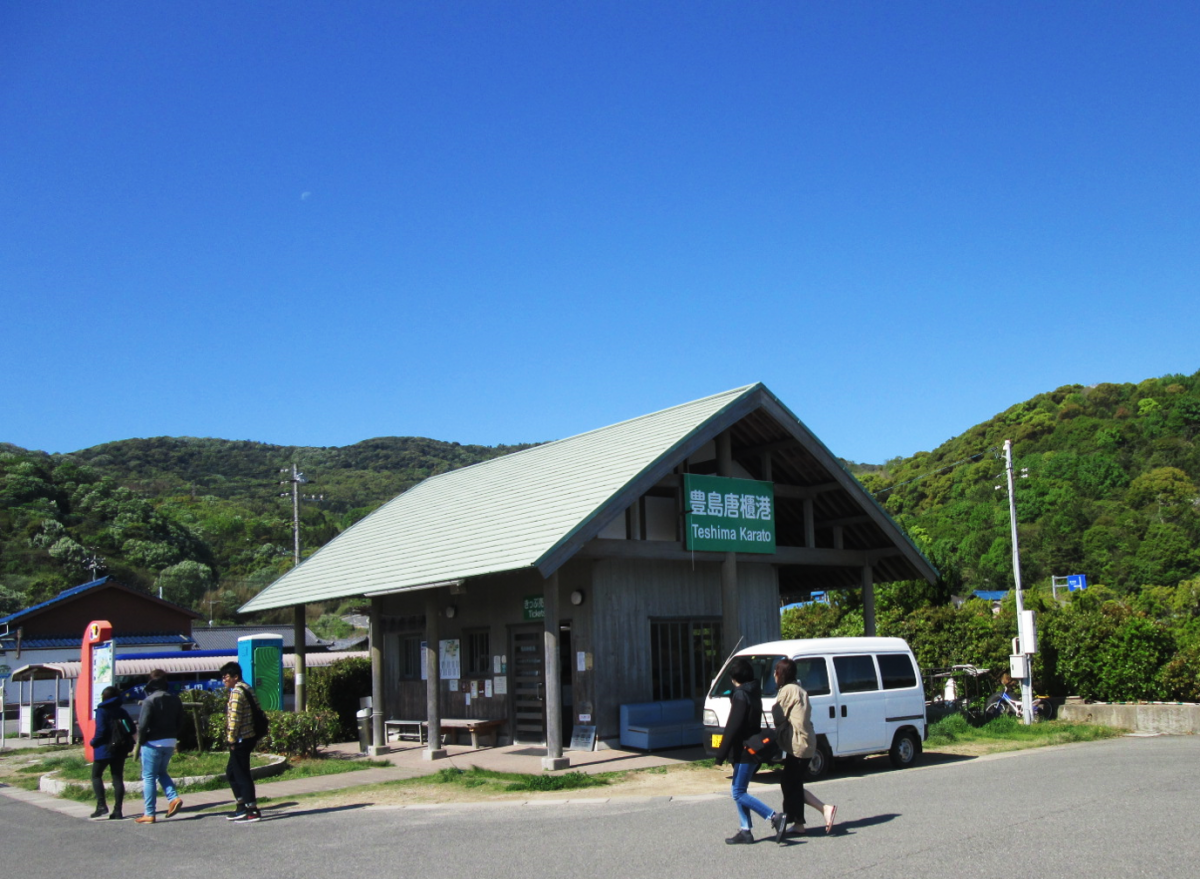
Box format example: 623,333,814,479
711,734,723,748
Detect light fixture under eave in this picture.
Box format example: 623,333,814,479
570,590,585,606
445,605,457,619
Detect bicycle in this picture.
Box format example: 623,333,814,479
984,687,1051,721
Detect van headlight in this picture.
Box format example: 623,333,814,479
702,709,718,726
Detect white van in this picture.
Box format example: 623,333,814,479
702,636,926,778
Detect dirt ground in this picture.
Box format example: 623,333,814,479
0,738,1063,810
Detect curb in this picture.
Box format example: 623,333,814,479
38,754,289,796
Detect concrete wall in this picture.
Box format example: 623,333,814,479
1058,702,1200,735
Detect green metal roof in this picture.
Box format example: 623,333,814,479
240,386,759,612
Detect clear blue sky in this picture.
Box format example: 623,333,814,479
3,2,1198,465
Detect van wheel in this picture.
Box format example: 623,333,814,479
889,729,920,769
806,739,833,780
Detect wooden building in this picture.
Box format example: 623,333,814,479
241,384,937,767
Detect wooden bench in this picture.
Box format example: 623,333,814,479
437,718,504,749
384,719,426,743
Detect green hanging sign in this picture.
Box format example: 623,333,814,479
683,474,776,554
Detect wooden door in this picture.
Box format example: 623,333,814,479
510,626,545,743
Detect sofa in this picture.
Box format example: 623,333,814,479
619,699,703,751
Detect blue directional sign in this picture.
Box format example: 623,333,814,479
1067,574,1088,591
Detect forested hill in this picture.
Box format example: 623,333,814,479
3,370,1199,626
858,370,1200,599
0,435,534,621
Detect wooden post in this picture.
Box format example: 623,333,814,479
862,564,876,636
718,431,740,654
368,596,385,756
424,591,446,760
542,570,569,770
293,604,307,713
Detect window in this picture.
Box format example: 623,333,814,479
400,635,422,680
651,618,723,702
794,656,832,697
710,654,785,699
877,653,917,690
464,629,490,677
832,655,879,693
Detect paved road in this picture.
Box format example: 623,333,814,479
3,735,1196,879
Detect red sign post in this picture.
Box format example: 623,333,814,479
76,620,113,762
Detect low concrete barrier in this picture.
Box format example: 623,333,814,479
1058,702,1200,735
40,753,288,796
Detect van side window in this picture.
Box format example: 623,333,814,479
877,653,917,689
794,657,830,697
832,655,879,693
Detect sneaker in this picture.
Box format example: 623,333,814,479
134,815,156,824
166,798,183,818
225,806,249,821
725,829,754,845
771,812,787,844
89,806,109,820
234,809,262,824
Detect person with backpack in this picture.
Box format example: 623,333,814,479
135,669,185,824
773,658,837,838
713,658,786,845
220,661,265,823
89,685,136,820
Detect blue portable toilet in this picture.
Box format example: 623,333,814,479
237,634,284,711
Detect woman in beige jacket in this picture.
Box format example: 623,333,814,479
773,658,837,836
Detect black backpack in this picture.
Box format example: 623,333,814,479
109,712,135,754
244,686,270,738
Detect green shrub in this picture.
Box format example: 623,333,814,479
306,656,372,739
204,706,339,758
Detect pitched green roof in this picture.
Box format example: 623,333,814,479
241,386,758,612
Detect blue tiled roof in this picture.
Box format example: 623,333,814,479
973,590,1010,601
0,576,111,626
0,576,200,630
0,631,194,650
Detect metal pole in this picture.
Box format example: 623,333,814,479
291,464,301,567
1004,440,1034,725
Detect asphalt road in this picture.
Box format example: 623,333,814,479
3,735,1196,879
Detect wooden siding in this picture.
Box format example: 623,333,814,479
589,558,779,741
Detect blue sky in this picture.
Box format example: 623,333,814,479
3,2,1198,465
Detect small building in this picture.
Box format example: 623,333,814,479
0,577,200,705
241,384,937,764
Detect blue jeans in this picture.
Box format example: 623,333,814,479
140,744,179,816
730,761,775,830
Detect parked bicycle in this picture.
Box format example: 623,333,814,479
984,686,1053,721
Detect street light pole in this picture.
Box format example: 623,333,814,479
281,464,309,712
1004,440,1035,725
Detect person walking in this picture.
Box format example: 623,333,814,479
773,658,836,837
89,685,135,820
134,669,185,824
713,658,786,845
220,661,263,823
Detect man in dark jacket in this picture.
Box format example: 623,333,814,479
135,669,185,824
713,658,784,844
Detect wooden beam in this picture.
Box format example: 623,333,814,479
775,482,841,500
575,538,889,567
822,514,873,528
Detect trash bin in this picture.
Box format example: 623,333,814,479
356,707,372,752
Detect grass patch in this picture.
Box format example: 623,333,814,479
926,714,1122,748
428,766,610,793
24,750,272,782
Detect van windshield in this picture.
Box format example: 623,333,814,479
709,655,785,699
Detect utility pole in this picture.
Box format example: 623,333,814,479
1003,440,1035,725
281,464,309,712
